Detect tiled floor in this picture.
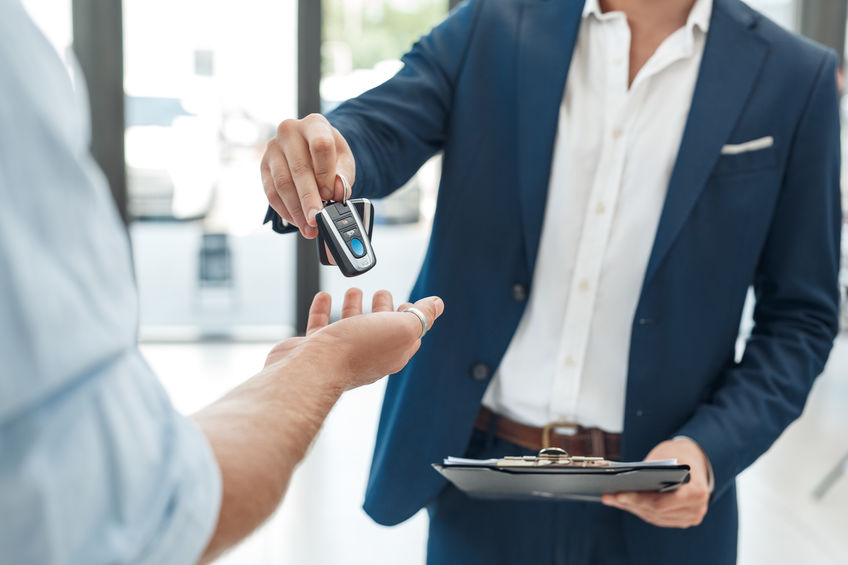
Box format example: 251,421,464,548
144,334,848,564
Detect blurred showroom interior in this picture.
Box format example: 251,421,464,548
18,0,848,563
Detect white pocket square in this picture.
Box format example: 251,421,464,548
720,136,774,155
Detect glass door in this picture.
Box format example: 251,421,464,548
123,0,299,341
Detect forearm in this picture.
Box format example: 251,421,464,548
676,330,834,496
192,348,343,564
676,282,838,495
185,290,443,563
327,0,480,199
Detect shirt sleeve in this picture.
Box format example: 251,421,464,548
673,435,715,493
0,2,222,563
0,350,222,565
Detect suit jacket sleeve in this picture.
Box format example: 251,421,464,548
264,0,482,231
327,0,481,200
676,51,842,498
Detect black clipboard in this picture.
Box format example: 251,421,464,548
432,456,690,503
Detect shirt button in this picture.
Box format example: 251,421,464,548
578,279,590,292
565,356,576,368
470,362,491,382
512,283,528,302
596,203,606,215
612,57,624,65
612,128,623,139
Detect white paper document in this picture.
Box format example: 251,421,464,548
443,456,679,468
443,457,502,467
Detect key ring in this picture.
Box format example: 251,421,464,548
337,172,351,204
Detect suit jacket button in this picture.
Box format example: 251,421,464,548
512,283,528,302
470,362,491,381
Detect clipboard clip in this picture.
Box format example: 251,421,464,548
496,447,612,468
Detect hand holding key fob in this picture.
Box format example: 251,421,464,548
315,198,376,277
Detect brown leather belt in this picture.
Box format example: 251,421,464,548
475,406,622,460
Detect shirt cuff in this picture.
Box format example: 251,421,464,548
135,414,222,565
263,206,298,234
674,435,715,493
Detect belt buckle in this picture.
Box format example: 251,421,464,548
542,421,579,449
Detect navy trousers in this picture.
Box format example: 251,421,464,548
426,428,631,565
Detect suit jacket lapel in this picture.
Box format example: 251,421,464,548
516,0,584,276
642,0,768,286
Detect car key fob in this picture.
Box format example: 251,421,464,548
317,198,374,266
315,199,376,277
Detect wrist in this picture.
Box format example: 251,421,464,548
672,435,714,493
282,336,349,398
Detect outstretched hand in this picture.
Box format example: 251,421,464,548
265,289,444,391
194,288,442,564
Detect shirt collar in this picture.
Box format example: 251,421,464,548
583,0,713,33
581,0,603,19
687,0,712,33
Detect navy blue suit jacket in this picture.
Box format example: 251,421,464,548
271,0,841,562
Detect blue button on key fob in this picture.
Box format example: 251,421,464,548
349,238,366,257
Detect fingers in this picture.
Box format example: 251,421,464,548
610,490,696,512
372,290,394,313
265,140,318,238
601,489,708,528
305,292,332,336
274,119,323,230
609,475,709,514
282,137,323,229
621,507,700,529
341,288,363,319
260,159,288,221
614,502,705,529
307,292,443,345
301,114,337,202
261,115,356,238
332,128,356,202
272,158,314,236
323,241,337,266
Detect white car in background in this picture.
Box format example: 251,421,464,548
125,95,220,221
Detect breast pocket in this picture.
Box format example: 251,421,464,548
711,137,777,177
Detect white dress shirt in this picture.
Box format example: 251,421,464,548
483,0,713,432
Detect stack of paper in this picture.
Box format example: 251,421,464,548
442,456,679,468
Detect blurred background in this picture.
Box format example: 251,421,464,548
20,0,848,563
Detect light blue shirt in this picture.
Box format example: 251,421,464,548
0,1,222,564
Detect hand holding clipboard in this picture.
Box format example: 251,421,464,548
433,447,690,503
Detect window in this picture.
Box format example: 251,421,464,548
124,0,299,340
